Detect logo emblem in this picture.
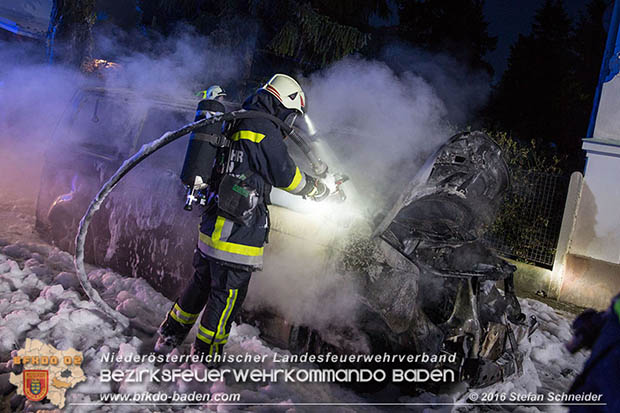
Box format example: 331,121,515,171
23,370,48,402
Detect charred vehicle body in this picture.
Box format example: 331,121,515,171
36,88,537,392
372,132,537,387
247,132,538,390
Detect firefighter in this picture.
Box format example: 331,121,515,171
197,85,227,103
567,294,620,412
155,74,329,359
196,85,227,122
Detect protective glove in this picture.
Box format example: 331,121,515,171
307,179,330,202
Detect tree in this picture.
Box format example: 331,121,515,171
489,0,608,171
47,0,97,68
266,2,370,68
396,0,497,74
136,0,379,82
310,0,390,31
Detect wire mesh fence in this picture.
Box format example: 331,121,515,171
485,171,570,269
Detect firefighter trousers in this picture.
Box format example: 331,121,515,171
171,250,251,355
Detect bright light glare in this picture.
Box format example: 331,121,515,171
323,173,338,193
271,188,364,227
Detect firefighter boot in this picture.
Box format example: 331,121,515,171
154,303,196,354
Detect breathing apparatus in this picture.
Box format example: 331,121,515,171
179,104,336,211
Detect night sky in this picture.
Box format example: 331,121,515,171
484,0,594,81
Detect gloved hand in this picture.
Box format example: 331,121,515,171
307,179,330,202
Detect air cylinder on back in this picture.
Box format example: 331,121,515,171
180,99,227,186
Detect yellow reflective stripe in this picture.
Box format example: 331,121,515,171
196,330,213,344
614,299,620,323
199,325,215,338
197,325,229,345
213,215,225,240
217,289,238,341
173,303,199,320
170,311,194,325
197,325,229,346
230,130,266,143
200,217,264,257
283,167,303,192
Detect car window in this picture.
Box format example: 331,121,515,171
63,92,138,158
135,106,193,171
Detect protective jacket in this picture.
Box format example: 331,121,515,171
197,90,316,269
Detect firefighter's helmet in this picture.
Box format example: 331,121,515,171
199,85,226,100
261,74,306,114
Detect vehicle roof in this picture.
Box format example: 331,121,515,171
0,1,50,39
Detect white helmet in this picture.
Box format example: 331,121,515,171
261,74,306,114
201,85,226,100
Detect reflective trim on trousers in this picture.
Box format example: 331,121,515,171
217,289,238,341
195,289,237,348
196,325,229,345
169,303,200,325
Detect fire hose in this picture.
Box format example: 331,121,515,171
73,110,331,330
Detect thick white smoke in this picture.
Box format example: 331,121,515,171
0,23,491,335
0,26,244,187
305,57,452,207
95,27,244,100
245,53,491,331
0,42,78,200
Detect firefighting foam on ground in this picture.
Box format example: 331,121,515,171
0,201,590,411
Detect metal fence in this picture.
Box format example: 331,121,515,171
485,171,570,269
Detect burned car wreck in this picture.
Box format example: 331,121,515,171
249,131,538,390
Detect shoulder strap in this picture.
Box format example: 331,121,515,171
222,110,327,177
225,110,292,134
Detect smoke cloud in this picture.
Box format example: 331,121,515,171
95,27,244,99
246,51,491,330
0,41,77,200
302,50,491,210
0,21,491,334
